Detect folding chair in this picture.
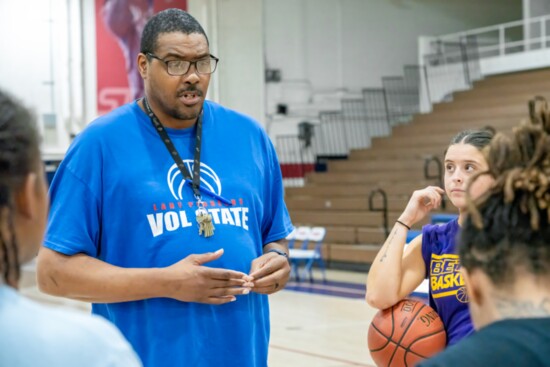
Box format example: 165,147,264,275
285,227,298,249
289,226,326,282
287,226,311,281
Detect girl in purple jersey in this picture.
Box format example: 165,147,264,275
418,99,550,367
366,129,494,345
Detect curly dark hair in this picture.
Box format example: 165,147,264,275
140,8,209,54
0,90,40,285
460,96,550,286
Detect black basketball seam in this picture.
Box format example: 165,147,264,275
369,304,446,366
369,306,396,352
369,322,392,352
402,328,446,366
387,303,427,367
400,343,437,367
402,328,445,364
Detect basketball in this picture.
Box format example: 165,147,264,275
368,299,446,367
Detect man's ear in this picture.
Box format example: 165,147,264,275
137,53,148,78
14,173,38,220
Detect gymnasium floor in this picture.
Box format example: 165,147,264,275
20,264,380,366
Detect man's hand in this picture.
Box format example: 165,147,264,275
249,243,291,295
163,249,254,305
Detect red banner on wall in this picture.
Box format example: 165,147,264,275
95,0,187,116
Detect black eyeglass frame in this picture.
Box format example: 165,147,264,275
145,52,219,76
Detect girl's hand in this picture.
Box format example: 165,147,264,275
398,186,445,227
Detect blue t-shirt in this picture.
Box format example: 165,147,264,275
421,219,474,345
0,285,141,367
44,100,294,367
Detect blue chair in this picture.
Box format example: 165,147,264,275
287,226,311,281
287,226,311,249
406,229,422,243
289,226,327,283
285,227,298,250
431,213,458,225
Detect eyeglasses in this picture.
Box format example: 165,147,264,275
146,52,219,76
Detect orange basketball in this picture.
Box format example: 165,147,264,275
368,299,446,367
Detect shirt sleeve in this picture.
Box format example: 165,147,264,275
44,134,103,257
260,133,294,245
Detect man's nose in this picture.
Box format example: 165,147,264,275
182,64,201,83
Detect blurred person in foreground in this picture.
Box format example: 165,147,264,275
0,90,141,366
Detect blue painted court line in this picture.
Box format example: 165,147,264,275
287,279,366,289
285,280,365,299
284,279,429,302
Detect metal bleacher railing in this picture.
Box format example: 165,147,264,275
421,14,550,109
433,14,550,59
276,40,479,188
276,15,550,188
423,36,481,107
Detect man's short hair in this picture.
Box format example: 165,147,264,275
140,8,209,54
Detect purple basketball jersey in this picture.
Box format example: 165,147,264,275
421,219,474,345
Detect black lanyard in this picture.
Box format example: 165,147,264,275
143,97,203,200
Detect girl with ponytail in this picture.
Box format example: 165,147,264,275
420,96,550,367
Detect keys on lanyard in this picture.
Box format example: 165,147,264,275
195,197,215,237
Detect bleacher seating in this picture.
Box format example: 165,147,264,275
284,67,550,265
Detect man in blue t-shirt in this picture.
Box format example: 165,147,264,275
37,8,293,367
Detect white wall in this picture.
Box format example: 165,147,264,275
264,0,523,93
0,0,524,155
189,0,265,125
524,0,550,18
216,0,265,124
523,0,550,49
0,0,74,157
188,0,220,103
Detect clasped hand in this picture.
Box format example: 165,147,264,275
165,248,290,304
248,250,291,295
